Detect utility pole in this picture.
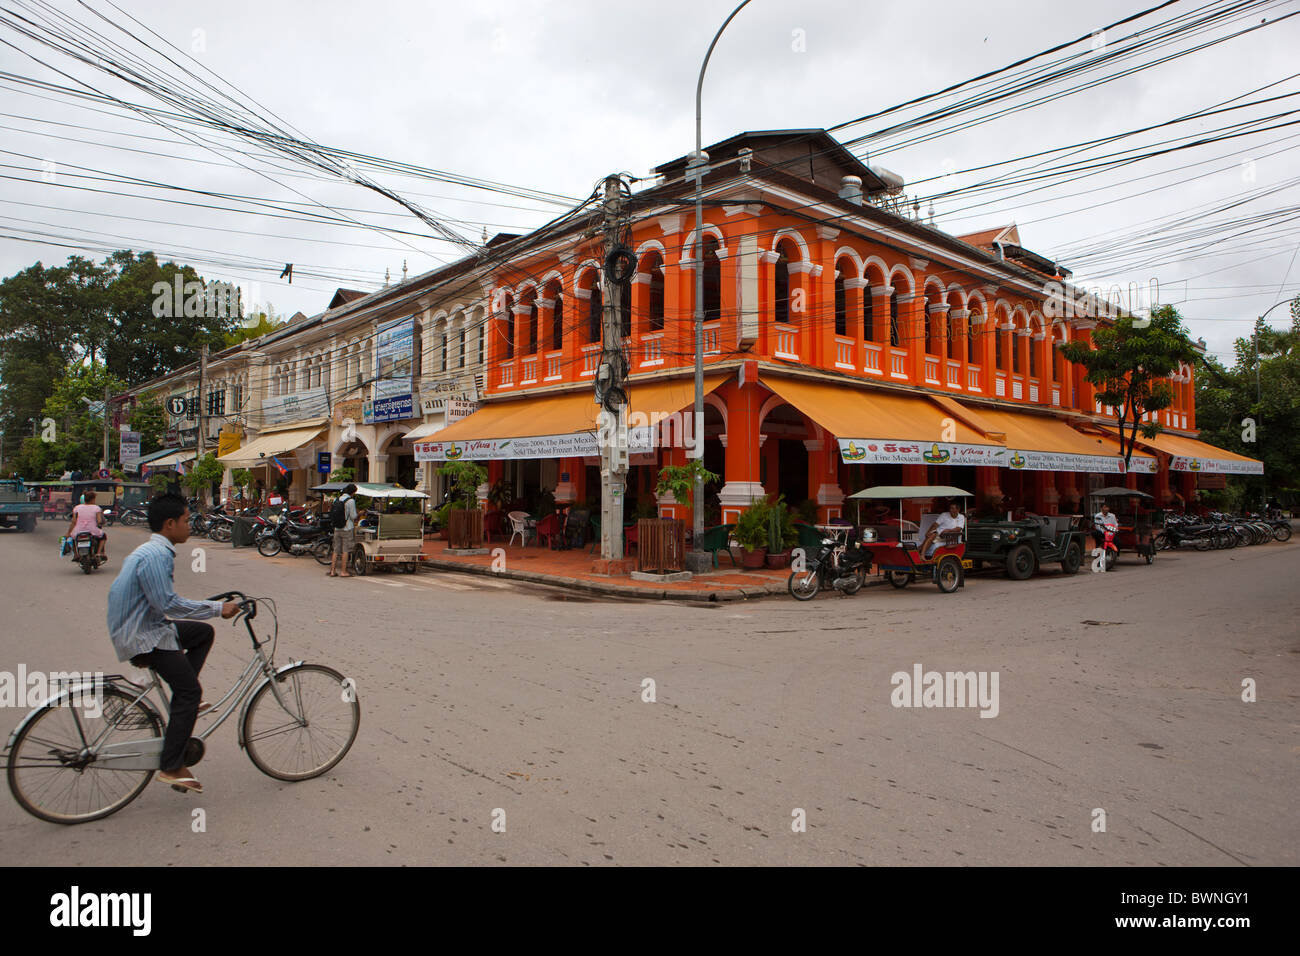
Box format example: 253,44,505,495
102,383,111,473
598,176,629,562
197,342,208,504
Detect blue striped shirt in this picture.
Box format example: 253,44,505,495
107,533,223,661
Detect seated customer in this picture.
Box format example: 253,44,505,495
923,501,966,558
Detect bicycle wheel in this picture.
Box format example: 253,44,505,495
7,686,163,825
312,538,333,565
242,663,359,781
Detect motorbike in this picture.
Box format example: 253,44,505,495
71,531,106,574
117,505,148,527
787,528,871,600
1092,522,1118,571
257,509,332,563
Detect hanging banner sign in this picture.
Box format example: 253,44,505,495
837,438,1154,474
364,394,414,424
119,431,141,466
374,317,414,401
260,387,328,425
1169,456,1262,475
415,428,653,462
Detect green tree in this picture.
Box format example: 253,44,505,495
1058,306,1198,468
1195,301,1300,506
10,363,126,477
128,399,168,453
181,453,225,505
225,307,285,347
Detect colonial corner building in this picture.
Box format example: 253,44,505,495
114,129,1260,521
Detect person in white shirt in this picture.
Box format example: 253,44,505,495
1092,502,1119,548
924,501,966,558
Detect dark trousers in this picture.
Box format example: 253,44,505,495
131,621,214,771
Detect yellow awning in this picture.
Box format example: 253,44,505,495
762,376,993,445
217,425,325,464
966,406,1151,474
1109,429,1263,474
430,375,729,443
413,375,728,460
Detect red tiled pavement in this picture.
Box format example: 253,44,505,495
417,536,794,601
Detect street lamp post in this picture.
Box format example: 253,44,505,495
687,0,752,571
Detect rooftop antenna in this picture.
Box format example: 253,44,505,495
384,268,390,287
402,259,408,282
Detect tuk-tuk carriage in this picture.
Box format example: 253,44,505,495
313,482,429,574
846,485,974,594
1090,487,1162,566
39,482,74,520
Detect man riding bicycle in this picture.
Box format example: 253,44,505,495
107,493,239,794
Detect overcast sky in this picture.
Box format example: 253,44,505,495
1,0,1297,363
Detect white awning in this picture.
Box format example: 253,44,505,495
217,423,326,465
403,421,444,441
144,449,196,468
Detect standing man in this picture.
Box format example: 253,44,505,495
107,493,239,793
329,483,358,578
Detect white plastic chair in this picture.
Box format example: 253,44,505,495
507,510,533,547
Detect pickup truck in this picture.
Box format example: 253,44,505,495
0,478,40,532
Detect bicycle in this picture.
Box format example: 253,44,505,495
4,590,360,824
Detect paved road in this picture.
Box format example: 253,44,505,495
1,519,1296,865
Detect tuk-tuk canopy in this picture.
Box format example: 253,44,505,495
310,481,428,499
847,485,974,500
1091,486,1153,498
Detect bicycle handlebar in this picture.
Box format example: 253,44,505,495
207,590,257,620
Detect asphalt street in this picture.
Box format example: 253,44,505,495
1,519,1296,865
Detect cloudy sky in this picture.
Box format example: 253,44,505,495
1,0,1297,362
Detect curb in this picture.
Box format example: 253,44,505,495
419,557,782,602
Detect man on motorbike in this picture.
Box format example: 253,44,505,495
1092,501,1119,549
66,489,107,560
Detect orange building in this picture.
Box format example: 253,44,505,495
416,129,1259,529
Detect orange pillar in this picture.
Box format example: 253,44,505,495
716,380,764,523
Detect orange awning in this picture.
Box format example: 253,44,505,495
761,376,1007,467
1108,429,1263,475
412,375,727,460
968,406,1154,474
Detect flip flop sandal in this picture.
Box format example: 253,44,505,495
156,775,203,794
196,701,213,716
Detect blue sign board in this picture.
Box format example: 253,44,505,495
369,393,413,423
317,452,331,475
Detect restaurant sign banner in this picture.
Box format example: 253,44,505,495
415,428,653,462
1170,456,1262,475
837,438,1154,474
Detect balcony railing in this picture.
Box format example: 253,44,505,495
889,348,908,379
924,355,941,384
1028,380,1039,403
1012,378,1024,400
498,362,515,387
1051,385,1061,407
640,334,663,367
863,342,883,375
580,344,600,377
995,372,1007,397
521,356,538,384
945,360,961,389
774,324,799,360
704,323,720,355
545,350,562,381
835,336,854,370
967,365,981,392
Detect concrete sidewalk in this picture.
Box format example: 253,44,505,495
417,537,798,602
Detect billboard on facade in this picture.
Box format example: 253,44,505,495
374,317,414,401
836,438,1155,474
261,386,329,425
414,428,654,461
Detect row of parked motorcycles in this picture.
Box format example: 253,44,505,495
187,502,336,564
1154,511,1291,551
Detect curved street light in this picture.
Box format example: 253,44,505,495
1252,296,1296,406
689,0,752,564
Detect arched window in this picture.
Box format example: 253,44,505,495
863,286,875,342
527,298,538,356
774,247,790,325
1029,329,1039,378
587,284,602,344
889,292,900,347
503,294,515,360
459,326,467,368
645,254,665,332
619,275,631,340
947,312,959,361
924,309,934,355
996,328,1006,372
552,294,563,350
1051,328,1064,382
702,236,721,323
1011,328,1021,375
967,314,980,364
834,273,846,337
441,332,449,372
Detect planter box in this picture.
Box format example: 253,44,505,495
636,517,686,574
739,547,767,569
765,550,791,569
448,508,484,550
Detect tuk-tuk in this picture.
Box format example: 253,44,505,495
38,481,74,520
846,485,974,594
1090,487,1161,566
313,482,429,574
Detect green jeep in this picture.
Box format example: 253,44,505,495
0,478,40,532
965,515,1087,579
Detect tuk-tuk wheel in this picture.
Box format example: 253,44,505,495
886,570,912,589
935,555,962,594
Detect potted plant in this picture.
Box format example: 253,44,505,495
655,460,719,514
765,494,799,568
732,498,771,569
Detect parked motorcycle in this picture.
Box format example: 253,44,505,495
117,505,148,527
71,531,105,574
257,509,332,563
787,528,871,600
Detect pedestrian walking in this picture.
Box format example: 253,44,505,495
329,483,358,578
